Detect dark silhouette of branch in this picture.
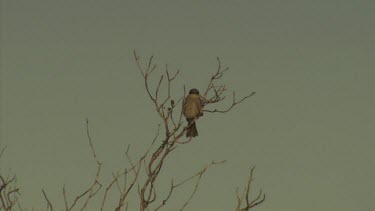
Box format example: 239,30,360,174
0,146,7,160
179,160,226,211
42,119,103,211
201,57,256,114
42,189,53,211
0,147,21,211
235,167,266,211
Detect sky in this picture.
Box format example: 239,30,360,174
1,0,375,210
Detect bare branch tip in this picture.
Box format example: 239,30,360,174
126,144,130,154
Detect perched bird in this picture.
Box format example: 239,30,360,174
183,88,203,137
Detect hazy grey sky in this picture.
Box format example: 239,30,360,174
1,0,375,210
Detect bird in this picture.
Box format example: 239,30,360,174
183,88,203,137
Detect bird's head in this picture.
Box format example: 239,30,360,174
189,88,200,95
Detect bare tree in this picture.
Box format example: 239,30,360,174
2,52,265,210
128,51,261,211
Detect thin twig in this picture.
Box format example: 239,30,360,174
42,189,53,211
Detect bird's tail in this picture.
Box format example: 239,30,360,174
186,122,198,137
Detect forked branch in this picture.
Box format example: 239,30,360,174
202,57,256,114
0,147,21,211
235,167,266,211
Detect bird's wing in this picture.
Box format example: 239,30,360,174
182,96,188,116
199,98,204,116
196,97,202,115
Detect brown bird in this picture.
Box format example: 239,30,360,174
183,88,203,137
